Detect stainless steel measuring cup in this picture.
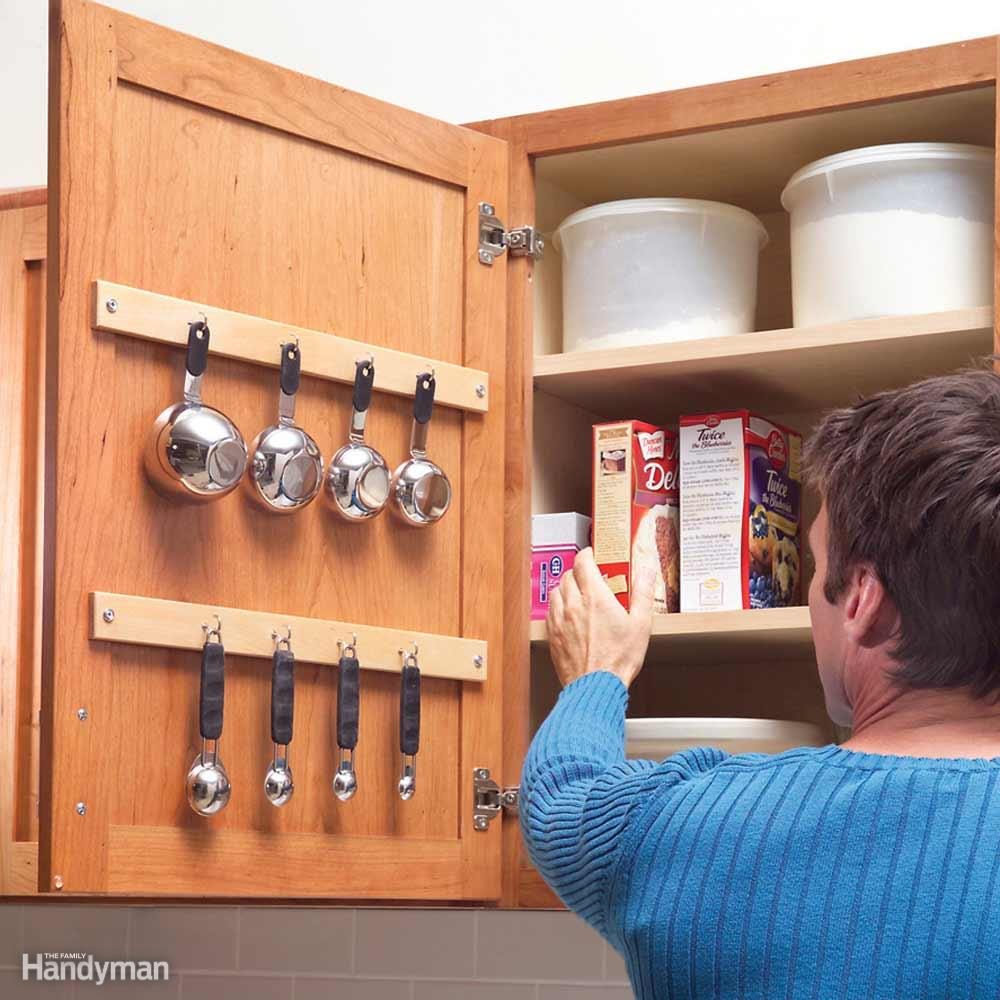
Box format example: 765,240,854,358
248,342,323,513
390,372,451,526
326,358,390,521
145,320,247,502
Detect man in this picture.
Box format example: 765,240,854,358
522,369,1000,999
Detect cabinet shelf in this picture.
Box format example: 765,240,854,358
534,307,994,422
530,606,814,665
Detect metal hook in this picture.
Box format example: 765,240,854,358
284,336,301,358
399,643,419,669
202,615,222,643
272,625,293,651
337,632,359,658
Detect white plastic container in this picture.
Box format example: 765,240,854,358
625,718,826,759
781,143,995,327
553,199,768,353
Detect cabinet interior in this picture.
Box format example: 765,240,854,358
529,84,997,741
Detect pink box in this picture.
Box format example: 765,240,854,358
531,514,591,621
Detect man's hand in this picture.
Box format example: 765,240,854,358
547,547,656,689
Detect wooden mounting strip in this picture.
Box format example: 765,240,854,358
91,280,490,414
90,592,487,682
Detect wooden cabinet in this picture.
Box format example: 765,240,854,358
467,37,1000,907
2,2,998,904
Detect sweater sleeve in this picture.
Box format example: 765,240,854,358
520,670,726,939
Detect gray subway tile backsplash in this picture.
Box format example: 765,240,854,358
0,904,22,968
0,904,636,998
181,972,294,1000
131,905,239,971
477,909,606,981
295,979,412,1000
538,987,635,1000
22,904,130,961
413,982,536,999
238,907,354,975
355,909,476,980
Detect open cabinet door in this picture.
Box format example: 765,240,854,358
42,0,507,898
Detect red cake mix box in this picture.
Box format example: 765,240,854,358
679,411,802,612
592,421,679,613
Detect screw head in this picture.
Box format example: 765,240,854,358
474,816,489,831
105,297,118,314
52,875,64,891
102,608,115,624
478,249,493,265
76,708,88,722
75,802,87,816
537,238,545,253
481,203,495,217
473,654,484,669
475,768,489,780
474,385,486,400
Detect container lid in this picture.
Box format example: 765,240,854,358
553,198,769,252
531,512,592,548
625,717,826,753
781,142,994,210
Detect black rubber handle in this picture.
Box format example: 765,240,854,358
337,654,360,750
199,640,225,741
413,373,436,425
271,648,295,745
353,360,374,413
186,321,211,378
399,664,421,756
280,342,301,396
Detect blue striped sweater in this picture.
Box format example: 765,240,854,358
521,671,1000,999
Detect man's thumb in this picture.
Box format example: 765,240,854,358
630,566,657,622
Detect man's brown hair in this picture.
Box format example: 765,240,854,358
805,366,1000,698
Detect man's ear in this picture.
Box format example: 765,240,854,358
843,564,896,648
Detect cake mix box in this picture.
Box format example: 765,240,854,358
531,513,592,621
679,411,801,611
592,421,679,613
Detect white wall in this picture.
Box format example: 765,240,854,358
2,0,1000,189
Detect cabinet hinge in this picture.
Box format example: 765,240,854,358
473,767,519,830
478,203,545,265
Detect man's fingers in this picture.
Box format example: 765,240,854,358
572,548,609,598
559,566,583,609
629,566,657,625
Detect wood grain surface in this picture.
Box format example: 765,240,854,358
0,197,47,896
90,591,487,682
42,0,506,899
470,37,997,156
93,280,490,414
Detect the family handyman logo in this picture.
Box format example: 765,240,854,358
22,951,170,985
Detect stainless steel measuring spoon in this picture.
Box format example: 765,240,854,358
186,617,232,816
332,634,360,801
398,646,421,800
264,628,295,807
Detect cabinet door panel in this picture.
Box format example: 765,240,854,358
43,0,506,899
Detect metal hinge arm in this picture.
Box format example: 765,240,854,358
478,203,545,265
473,768,519,830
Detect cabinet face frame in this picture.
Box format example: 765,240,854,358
469,35,1000,907
0,189,47,896
41,0,507,900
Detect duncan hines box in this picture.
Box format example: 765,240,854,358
679,411,802,611
592,421,679,613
